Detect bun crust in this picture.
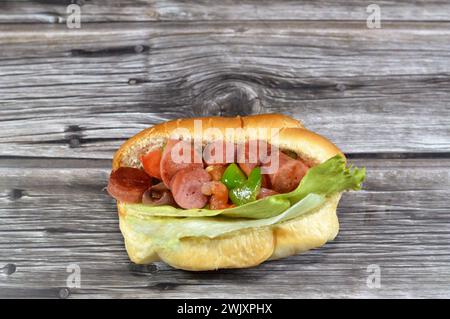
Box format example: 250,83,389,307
113,114,343,270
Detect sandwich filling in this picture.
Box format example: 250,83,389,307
108,139,365,246
108,139,364,230
109,139,317,209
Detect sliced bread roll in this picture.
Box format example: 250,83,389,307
113,114,343,270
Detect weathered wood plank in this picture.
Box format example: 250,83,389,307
1,22,450,158
1,0,450,23
0,158,449,298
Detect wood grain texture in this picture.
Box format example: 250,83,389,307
1,1,450,299
0,158,449,298
1,22,450,159
1,0,450,23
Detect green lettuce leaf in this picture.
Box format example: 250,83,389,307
123,154,365,219
283,154,366,204
125,193,326,247
123,196,290,219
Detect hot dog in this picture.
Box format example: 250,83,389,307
108,114,365,271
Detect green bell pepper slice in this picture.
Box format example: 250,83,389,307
229,167,262,206
221,163,247,189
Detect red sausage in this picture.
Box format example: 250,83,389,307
107,167,151,203
239,162,272,190
142,189,176,206
160,139,203,188
170,168,211,209
266,152,309,193
238,162,255,177
203,141,236,165
237,140,272,189
237,140,273,176
260,174,271,189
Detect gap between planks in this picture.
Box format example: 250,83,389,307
1,153,450,169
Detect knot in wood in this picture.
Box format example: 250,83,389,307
65,125,83,148
128,263,158,274
2,264,16,275
9,189,24,201
193,82,261,117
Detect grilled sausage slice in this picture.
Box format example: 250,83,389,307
107,167,151,203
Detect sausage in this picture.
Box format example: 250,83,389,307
261,174,271,189
239,163,271,189
237,140,273,176
151,181,169,192
236,140,272,188
203,141,236,165
257,188,278,200
170,167,211,209
238,160,272,188
142,189,176,206
237,141,256,176
266,152,309,193
160,139,203,188
107,167,151,203
237,162,255,177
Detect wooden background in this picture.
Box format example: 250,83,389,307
0,0,449,299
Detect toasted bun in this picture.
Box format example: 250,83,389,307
113,114,343,271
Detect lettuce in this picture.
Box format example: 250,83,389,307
124,196,290,219
283,154,366,204
123,155,365,219
122,155,365,245
125,193,326,246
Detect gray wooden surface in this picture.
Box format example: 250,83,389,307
0,1,449,299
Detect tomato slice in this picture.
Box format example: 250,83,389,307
140,148,163,179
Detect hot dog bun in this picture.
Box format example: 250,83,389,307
113,114,343,270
